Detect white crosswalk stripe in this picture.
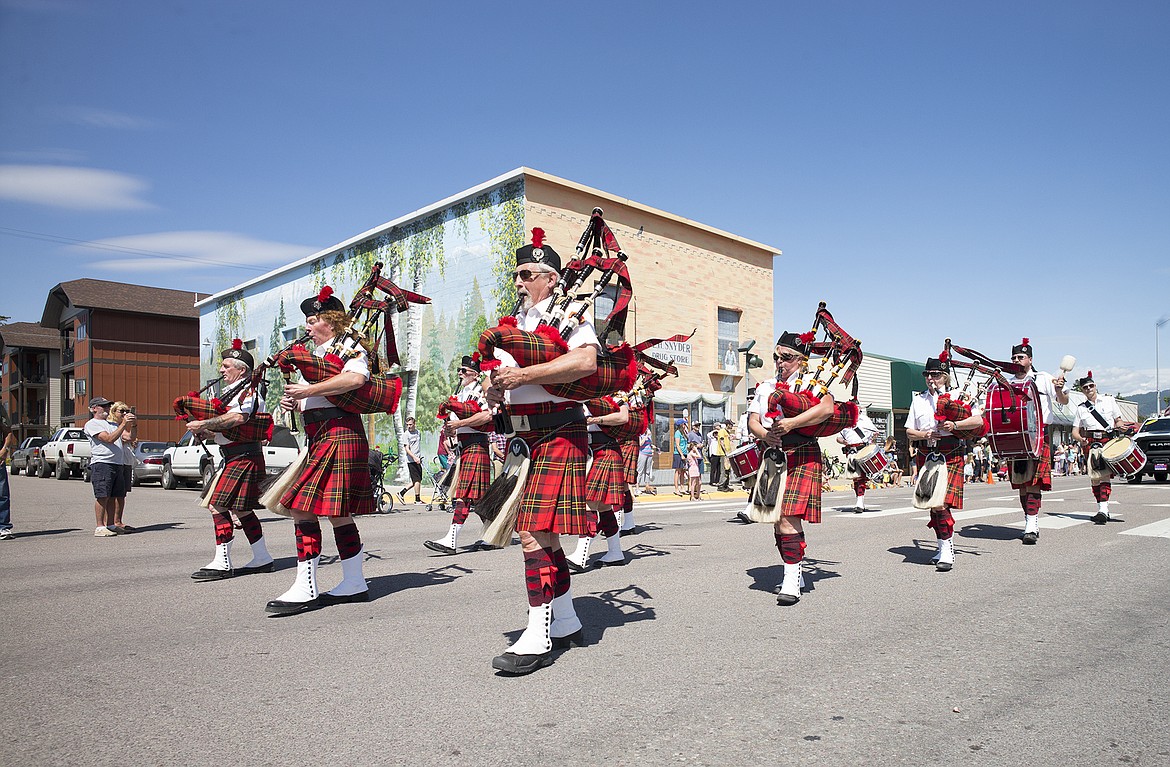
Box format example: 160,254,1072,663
912,507,1020,522
1119,518,1170,538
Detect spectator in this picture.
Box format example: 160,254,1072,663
715,421,734,490
687,420,704,479
0,412,15,540
489,430,507,478
84,396,135,537
687,440,702,500
637,427,656,495
673,419,688,495
110,402,138,533
885,437,904,487
396,416,423,505
437,431,451,472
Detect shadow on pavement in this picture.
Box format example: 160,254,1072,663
746,558,840,596
367,563,472,600
4,528,82,538
126,522,185,534
958,523,1023,541
501,586,656,647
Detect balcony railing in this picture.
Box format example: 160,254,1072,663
62,346,75,366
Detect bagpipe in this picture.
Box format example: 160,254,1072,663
478,209,638,432
266,262,430,415
931,338,1004,441
435,360,492,427
172,371,274,444
585,331,694,442
765,302,863,438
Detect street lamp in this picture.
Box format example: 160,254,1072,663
1158,316,1169,416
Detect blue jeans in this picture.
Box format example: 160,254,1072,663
0,464,12,530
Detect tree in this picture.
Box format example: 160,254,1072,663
265,297,288,415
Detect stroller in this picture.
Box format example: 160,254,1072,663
426,451,457,512
368,447,399,514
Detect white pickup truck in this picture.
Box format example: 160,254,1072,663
39,427,91,479
160,425,303,490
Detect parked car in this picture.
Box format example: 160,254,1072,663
1130,416,1170,483
9,437,47,475
130,441,175,486
160,425,302,490
39,427,91,479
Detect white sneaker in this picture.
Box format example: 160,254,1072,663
0,529,14,540
94,526,117,537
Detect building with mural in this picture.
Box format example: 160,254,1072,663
196,168,781,476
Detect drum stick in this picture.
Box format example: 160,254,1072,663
1059,355,1076,392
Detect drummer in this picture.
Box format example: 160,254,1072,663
1007,338,1069,545
1071,371,1123,525
836,410,879,513
734,388,764,524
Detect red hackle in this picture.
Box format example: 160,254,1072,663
531,228,545,249
232,338,243,350
318,285,334,303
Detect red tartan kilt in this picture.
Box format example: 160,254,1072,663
514,420,591,536
1011,433,1053,491
208,452,264,511
782,442,823,523
279,414,374,517
620,438,638,485
915,449,965,509
452,441,492,503
586,440,627,507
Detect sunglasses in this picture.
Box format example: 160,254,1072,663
773,352,801,363
923,371,945,378
513,269,549,282
1011,355,1029,361
1083,384,1096,389
458,368,475,375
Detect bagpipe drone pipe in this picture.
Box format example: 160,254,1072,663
266,263,430,415
765,302,863,438
582,331,694,442
938,339,1029,441
477,209,638,421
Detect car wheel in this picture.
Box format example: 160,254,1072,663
1156,471,1168,483
55,458,69,480
9,464,19,476
37,459,50,478
161,463,178,490
201,461,216,488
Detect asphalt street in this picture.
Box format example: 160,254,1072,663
2,471,1169,767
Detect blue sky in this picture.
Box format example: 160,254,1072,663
1,1,1168,397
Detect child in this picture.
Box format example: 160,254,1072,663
687,441,702,500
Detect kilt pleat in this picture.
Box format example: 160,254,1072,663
208,452,264,511
781,442,823,523
620,438,638,485
914,448,966,509
1010,434,1053,491
452,441,492,503
279,414,373,517
514,420,590,536
586,440,627,507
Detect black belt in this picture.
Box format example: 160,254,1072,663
302,406,350,425
781,433,815,448
590,431,618,448
220,441,262,459
915,436,963,452
512,406,585,433
1084,430,1106,440
458,433,489,447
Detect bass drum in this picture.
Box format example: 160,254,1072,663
984,380,1043,459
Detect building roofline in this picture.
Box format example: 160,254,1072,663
196,167,782,309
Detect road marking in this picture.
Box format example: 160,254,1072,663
1120,518,1170,538
913,507,1020,522
843,506,921,518
1007,512,1093,530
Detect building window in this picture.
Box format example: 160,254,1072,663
76,323,87,341
282,327,301,344
717,308,740,373
75,378,86,396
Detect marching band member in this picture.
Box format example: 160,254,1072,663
425,355,494,554
735,388,766,525
904,357,984,571
1071,371,1123,525
837,410,879,513
267,288,375,615
187,341,274,580
1008,338,1069,545
747,332,833,606
485,231,599,675
566,400,629,571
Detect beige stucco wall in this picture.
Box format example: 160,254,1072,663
524,174,776,412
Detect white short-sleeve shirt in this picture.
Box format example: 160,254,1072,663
497,296,601,406
300,341,370,411
1072,394,1121,432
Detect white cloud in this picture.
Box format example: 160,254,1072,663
0,165,154,210
59,107,159,131
1090,366,1158,397
81,231,316,273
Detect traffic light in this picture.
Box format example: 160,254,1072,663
746,353,764,370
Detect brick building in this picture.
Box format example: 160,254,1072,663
39,279,210,442
0,322,61,444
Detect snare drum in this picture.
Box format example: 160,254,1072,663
1100,436,1147,477
728,442,762,481
984,380,1043,459
853,444,889,478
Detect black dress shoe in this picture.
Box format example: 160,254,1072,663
190,568,234,581
565,559,592,574
853,507,864,514
736,511,755,524
620,526,641,536
1021,531,1039,545
471,540,501,551
318,590,370,606
597,556,627,567
235,561,275,575
936,561,953,572
776,593,800,606
265,598,320,615
423,540,457,554
491,651,553,675
1091,511,1108,525
551,628,585,650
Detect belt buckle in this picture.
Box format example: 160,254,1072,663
513,414,531,432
